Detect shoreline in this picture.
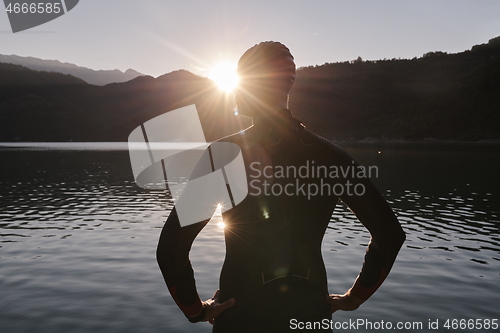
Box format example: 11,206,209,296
331,138,500,145
1,139,500,148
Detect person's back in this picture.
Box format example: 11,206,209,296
214,112,335,332
156,42,405,333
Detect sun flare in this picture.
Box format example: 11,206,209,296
214,203,225,229
208,61,239,92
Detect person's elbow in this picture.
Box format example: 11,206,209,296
398,228,406,246
156,245,162,264
385,214,406,251
156,239,168,269
394,223,406,250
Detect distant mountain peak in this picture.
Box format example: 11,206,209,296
0,54,144,86
124,68,142,75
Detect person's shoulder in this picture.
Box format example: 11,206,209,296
301,129,352,160
213,127,253,145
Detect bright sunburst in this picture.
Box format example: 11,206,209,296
208,61,239,92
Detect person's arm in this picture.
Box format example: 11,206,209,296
156,207,208,319
327,155,405,312
344,177,405,298
157,204,236,323
156,143,236,323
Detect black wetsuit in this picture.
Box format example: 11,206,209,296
156,109,405,332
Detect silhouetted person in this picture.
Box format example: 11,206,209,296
157,42,405,332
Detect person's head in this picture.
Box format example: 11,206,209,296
235,41,295,118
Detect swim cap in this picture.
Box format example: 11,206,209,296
237,41,296,94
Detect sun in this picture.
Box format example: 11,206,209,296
208,61,239,92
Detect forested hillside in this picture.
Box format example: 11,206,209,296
289,36,500,141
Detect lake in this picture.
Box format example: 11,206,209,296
0,143,499,332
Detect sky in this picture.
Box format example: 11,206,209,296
1,0,499,78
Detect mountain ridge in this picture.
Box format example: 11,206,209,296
1,36,499,142
0,65,248,142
